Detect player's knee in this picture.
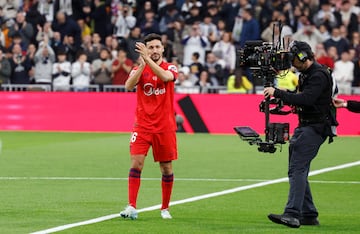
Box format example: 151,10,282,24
160,161,173,175
131,156,145,169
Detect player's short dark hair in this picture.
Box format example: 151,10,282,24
144,33,162,44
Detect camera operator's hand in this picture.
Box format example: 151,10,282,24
333,98,347,108
264,87,275,98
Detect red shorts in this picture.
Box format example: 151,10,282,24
129,131,178,162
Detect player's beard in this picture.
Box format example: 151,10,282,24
151,53,161,62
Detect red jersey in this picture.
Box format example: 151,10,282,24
131,61,178,133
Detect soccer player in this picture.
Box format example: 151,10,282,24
120,33,178,220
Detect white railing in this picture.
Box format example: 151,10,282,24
1,84,360,95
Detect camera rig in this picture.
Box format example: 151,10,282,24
234,22,293,153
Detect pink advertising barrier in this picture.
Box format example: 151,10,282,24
0,92,359,135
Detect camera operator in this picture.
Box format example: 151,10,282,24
264,40,334,228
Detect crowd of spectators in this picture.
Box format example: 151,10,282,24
0,0,359,94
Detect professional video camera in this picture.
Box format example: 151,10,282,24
234,22,293,153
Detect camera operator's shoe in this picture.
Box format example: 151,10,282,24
161,209,172,219
300,217,320,225
120,205,138,220
268,213,300,228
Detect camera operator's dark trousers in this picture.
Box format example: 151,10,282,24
284,125,326,219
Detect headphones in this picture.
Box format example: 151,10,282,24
290,41,310,62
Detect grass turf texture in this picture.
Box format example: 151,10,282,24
0,132,359,233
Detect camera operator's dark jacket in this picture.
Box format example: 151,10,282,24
273,62,333,137
347,100,360,113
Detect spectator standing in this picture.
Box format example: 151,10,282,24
79,37,94,63
9,33,27,53
334,0,358,38
26,43,37,66
181,0,202,19
318,24,331,41
170,19,185,65
183,5,202,26
195,70,212,93
327,45,339,62
212,31,236,77
349,31,360,57
51,11,82,50
157,0,175,21
161,34,175,62
323,27,350,58
292,23,324,52
112,49,133,85
63,34,77,62
139,9,160,36
52,49,71,91
37,0,55,22
9,44,32,84
312,1,338,31
77,18,91,39
0,0,20,20
92,47,112,91
188,51,203,80
125,26,142,63
113,3,136,49
219,0,241,32
53,0,84,21
204,51,226,86
0,47,11,87
332,50,354,94
134,0,156,26
8,11,34,48
25,2,46,44
36,21,54,44
49,31,64,55
87,33,104,61
1,19,12,49
276,69,299,92
182,23,208,66
206,1,221,25
315,43,335,69
239,7,260,48
159,4,182,38
353,53,360,87
226,68,253,93
71,51,91,92
33,39,56,85
91,0,112,44
199,13,218,49
175,67,198,93
261,20,293,47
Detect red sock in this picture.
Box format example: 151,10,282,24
161,174,174,210
128,168,141,208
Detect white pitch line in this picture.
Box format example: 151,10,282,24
0,177,269,182
30,160,360,234
0,177,359,184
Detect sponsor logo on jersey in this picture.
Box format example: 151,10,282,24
168,65,178,73
143,83,166,96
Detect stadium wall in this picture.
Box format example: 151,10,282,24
0,92,359,135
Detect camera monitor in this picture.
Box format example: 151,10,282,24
234,126,260,140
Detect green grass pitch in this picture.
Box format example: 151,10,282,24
0,132,359,233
